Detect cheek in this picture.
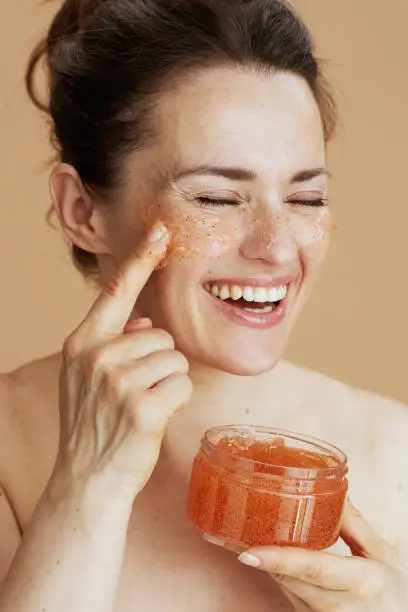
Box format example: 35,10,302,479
158,203,245,263
171,216,234,259
110,202,242,275
288,208,332,257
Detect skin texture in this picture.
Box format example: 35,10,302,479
0,66,407,612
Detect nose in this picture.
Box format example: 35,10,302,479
239,209,298,266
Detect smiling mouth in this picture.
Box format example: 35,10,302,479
203,282,288,314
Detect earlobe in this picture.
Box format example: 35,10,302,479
49,163,110,255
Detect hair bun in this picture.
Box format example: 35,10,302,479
26,0,107,111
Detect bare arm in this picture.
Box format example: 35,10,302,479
0,224,192,612
0,478,133,612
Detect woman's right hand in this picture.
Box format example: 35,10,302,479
52,223,193,501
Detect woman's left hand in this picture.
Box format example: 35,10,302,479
236,499,408,611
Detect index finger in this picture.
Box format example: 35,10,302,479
83,223,169,336
238,546,370,591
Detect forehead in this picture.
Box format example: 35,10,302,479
152,66,326,180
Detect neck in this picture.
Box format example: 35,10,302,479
161,359,288,485
168,359,261,433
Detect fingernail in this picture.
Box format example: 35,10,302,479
203,534,225,547
238,552,261,568
147,223,168,244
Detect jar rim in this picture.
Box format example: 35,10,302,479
202,425,348,480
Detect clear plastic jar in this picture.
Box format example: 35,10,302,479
187,426,348,550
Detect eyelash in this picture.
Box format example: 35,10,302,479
196,196,329,208
195,196,241,208
287,198,329,208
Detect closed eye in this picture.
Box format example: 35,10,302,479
196,196,241,208
287,197,329,207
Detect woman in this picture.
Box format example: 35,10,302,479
0,0,407,610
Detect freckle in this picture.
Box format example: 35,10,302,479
245,408,250,415
56,560,61,565
73,527,78,532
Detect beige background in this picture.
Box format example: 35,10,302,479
0,1,407,402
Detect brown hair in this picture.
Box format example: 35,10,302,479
27,0,337,277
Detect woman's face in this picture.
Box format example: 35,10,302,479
98,66,331,375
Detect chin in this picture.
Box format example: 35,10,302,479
186,345,283,377
222,357,280,377
169,313,293,377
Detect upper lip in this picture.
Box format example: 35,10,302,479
202,275,296,288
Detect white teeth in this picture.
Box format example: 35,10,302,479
244,305,274,313
205,283,288,304
219,285,231,300
268,285,287,302
253,287,268,303
243,287,255,302
231,285,243,301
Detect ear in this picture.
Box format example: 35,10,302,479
50,163,111,255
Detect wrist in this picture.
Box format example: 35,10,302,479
45,467,137,523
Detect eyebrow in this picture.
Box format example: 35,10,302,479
168,165,331,184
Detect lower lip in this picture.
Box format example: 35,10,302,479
205,290,287,329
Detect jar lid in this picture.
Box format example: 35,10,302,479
202,425,348,481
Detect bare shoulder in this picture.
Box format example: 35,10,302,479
0,354,61,525
277,359,407,421
277,361,408,554
0,375,21,580
2,353,61,453
0,372,14,468
7,352,62,393
279,359,408,448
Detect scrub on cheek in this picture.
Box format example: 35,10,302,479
288,205,332,250
123,182,331,272
152,183,248,263
170,214,233,260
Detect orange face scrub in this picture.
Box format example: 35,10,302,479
187,426,348,550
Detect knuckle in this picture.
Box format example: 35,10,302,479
62,335,82,362
174,373,194,400
301,563,324,582
101,368,128,402
151,373,193,409
271,571,286,585
102,366,118,388
103,273,126,298
132,396,167,432
172,351,190,372
153,328,175,349
86,346,108,372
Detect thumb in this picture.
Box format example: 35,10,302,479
341,498,397,565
